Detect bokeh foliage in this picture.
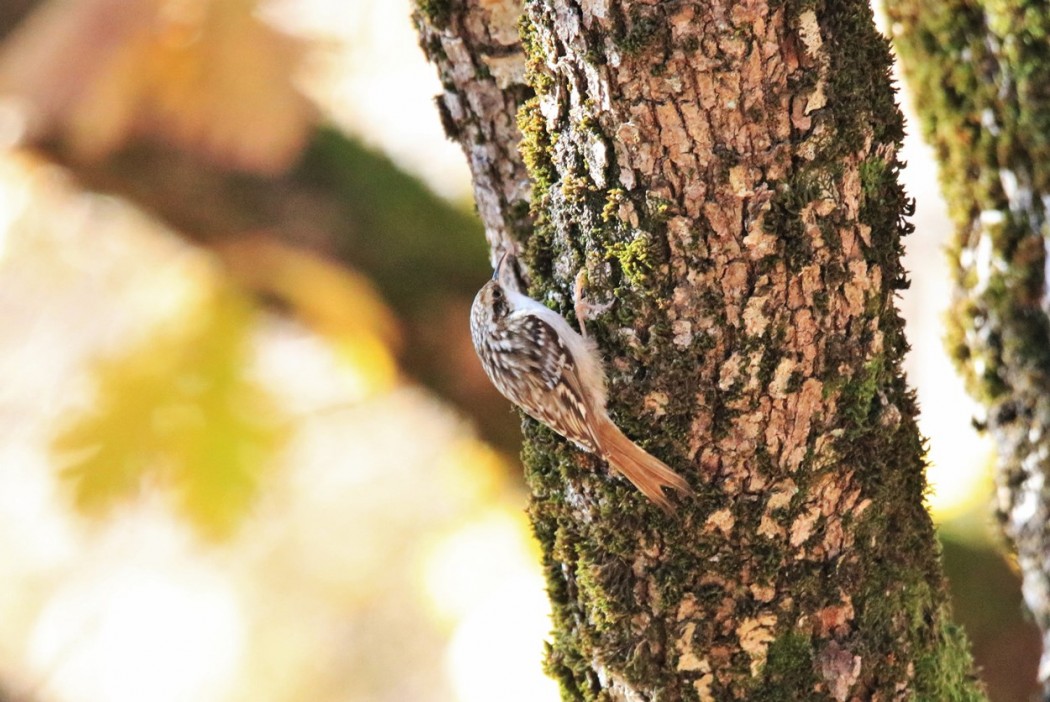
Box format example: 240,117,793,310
53,284,288,538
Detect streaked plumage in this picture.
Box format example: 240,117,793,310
470,254,692,512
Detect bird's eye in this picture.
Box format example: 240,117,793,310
492,287,503,300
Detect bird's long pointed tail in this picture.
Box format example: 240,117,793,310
595,417,693,513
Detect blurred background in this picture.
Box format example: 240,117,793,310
0,1,1038,701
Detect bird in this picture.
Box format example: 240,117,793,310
469,252,692,512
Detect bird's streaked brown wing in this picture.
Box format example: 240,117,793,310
486,312,598,451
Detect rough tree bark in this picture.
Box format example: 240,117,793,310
416,0,984,698
417,0,985,699
887,1,1050,695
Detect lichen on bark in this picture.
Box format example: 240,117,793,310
416,0,984,699
886,0,1050,692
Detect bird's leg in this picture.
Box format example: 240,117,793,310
573,269,614,339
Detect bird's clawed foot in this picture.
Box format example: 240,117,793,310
573,269,614,339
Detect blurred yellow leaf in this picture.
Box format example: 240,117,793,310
218,234,400,393
52,284,289,538
0,0,315,173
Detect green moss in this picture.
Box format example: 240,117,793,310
421,34,446,62
577,110,601,135
414,0,452,29
517,97,558,198
544,636,601,702
583,45,606,66
562,173,595,202
749,632,818,700
645,195,674,224
764,174,822,271
605,234,656,287
615,9,664,55
834,346,982,698
913,620,983,701
574,548,632,633
851,540,983,702
758,334,785,387
506,198,533,239
858,156,887,198
519,12,554,94
602,188,626,222
859,158,914,291
818,2,904,160
812,289,830,313
839,356,885,432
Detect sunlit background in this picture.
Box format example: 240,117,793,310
0,1,1039,701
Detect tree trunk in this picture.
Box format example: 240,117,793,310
886,0,1050,695
416,0,983,698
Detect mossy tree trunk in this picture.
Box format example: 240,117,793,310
416,0,983,698
887,0,1050,695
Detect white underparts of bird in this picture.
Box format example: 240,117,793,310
469,253,693,512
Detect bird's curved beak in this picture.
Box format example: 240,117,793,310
492,250,524,292
493,251,508,280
